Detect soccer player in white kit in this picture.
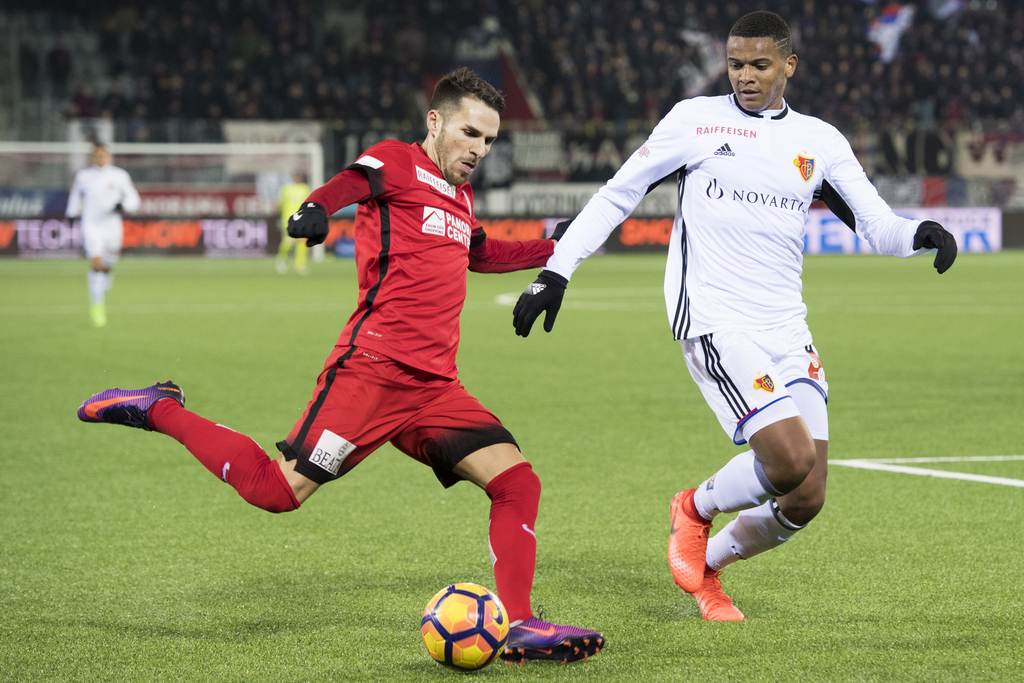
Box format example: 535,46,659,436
512,11,957,621
66,143,141,327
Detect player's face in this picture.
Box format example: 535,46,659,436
727,36,798,113
429,97,500,186
90,147,112,166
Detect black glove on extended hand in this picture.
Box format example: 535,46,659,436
551,219,573,241
913,220,957,274
513,270,568,337
287,202,330,246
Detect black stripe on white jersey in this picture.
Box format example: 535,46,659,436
813,180,855,231
699,333,751,420
671,168,691,340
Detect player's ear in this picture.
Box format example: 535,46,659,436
426,109,443,136
785,53,798,78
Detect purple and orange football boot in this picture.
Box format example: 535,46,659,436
77,381,184,430
501,613,604,664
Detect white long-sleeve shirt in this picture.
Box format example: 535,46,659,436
65,163,140,232
547,94,928,340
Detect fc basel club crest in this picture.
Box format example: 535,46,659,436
753,374,775,393
793,154,815,182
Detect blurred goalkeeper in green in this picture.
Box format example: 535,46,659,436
275,170,311,274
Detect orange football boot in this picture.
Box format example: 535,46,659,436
692,567,745,621
668,489,712,593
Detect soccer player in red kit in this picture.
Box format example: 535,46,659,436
77,68,603,665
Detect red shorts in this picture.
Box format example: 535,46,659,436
277,346,517,487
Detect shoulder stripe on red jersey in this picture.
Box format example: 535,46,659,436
344,201,392,347
347,162,386,199
354,155,384,169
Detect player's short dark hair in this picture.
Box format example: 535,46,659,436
430,67,506,116
729,11,792,57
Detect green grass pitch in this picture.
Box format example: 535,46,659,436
1,252,1022,682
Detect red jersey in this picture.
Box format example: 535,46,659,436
308,140,553,379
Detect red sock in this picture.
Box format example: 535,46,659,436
149,399,299,513
485,462,540,624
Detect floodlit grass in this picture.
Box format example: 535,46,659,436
1,252,1022,682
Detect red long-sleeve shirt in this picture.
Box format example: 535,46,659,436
309,140,553,378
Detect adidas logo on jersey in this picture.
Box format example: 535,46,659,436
714,143,736,157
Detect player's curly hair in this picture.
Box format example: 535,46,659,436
430,67,506,115
729,10,792,57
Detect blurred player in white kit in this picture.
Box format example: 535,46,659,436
66,142,141,327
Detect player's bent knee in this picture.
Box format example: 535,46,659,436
484,461,540,504
229,443,301,513
766,445,817,494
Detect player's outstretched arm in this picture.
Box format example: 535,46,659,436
290,169,375,246
513,270,568,337
913,220,957,274
467,218,573,274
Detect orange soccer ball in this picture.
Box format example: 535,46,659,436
421,583,509,671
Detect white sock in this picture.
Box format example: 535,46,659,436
706,499,804,571
105,272,114,292
693,450,782,520
88,271,107,305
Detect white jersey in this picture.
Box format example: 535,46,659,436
547,94,928,340
65,163,140,232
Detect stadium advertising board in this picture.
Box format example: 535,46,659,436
0,189,69,218
804,207,1002,254
0,218,268,258
0,210,1000,258
484,182,678,218
136,189,275,217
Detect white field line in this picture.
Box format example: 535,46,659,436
866,455,1024,464
830,456,1024,488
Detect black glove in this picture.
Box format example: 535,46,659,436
551,219,573,241
113,203,124,214
913,220,957,274
287,202,329,246
513,270,568,337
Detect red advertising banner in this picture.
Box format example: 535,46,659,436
0,221,15,250
617,218,673,248
123,220,203,249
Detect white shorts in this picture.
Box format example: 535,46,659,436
83,224,123,263
682,322,829,445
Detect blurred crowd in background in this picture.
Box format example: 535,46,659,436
7,0,1023,139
